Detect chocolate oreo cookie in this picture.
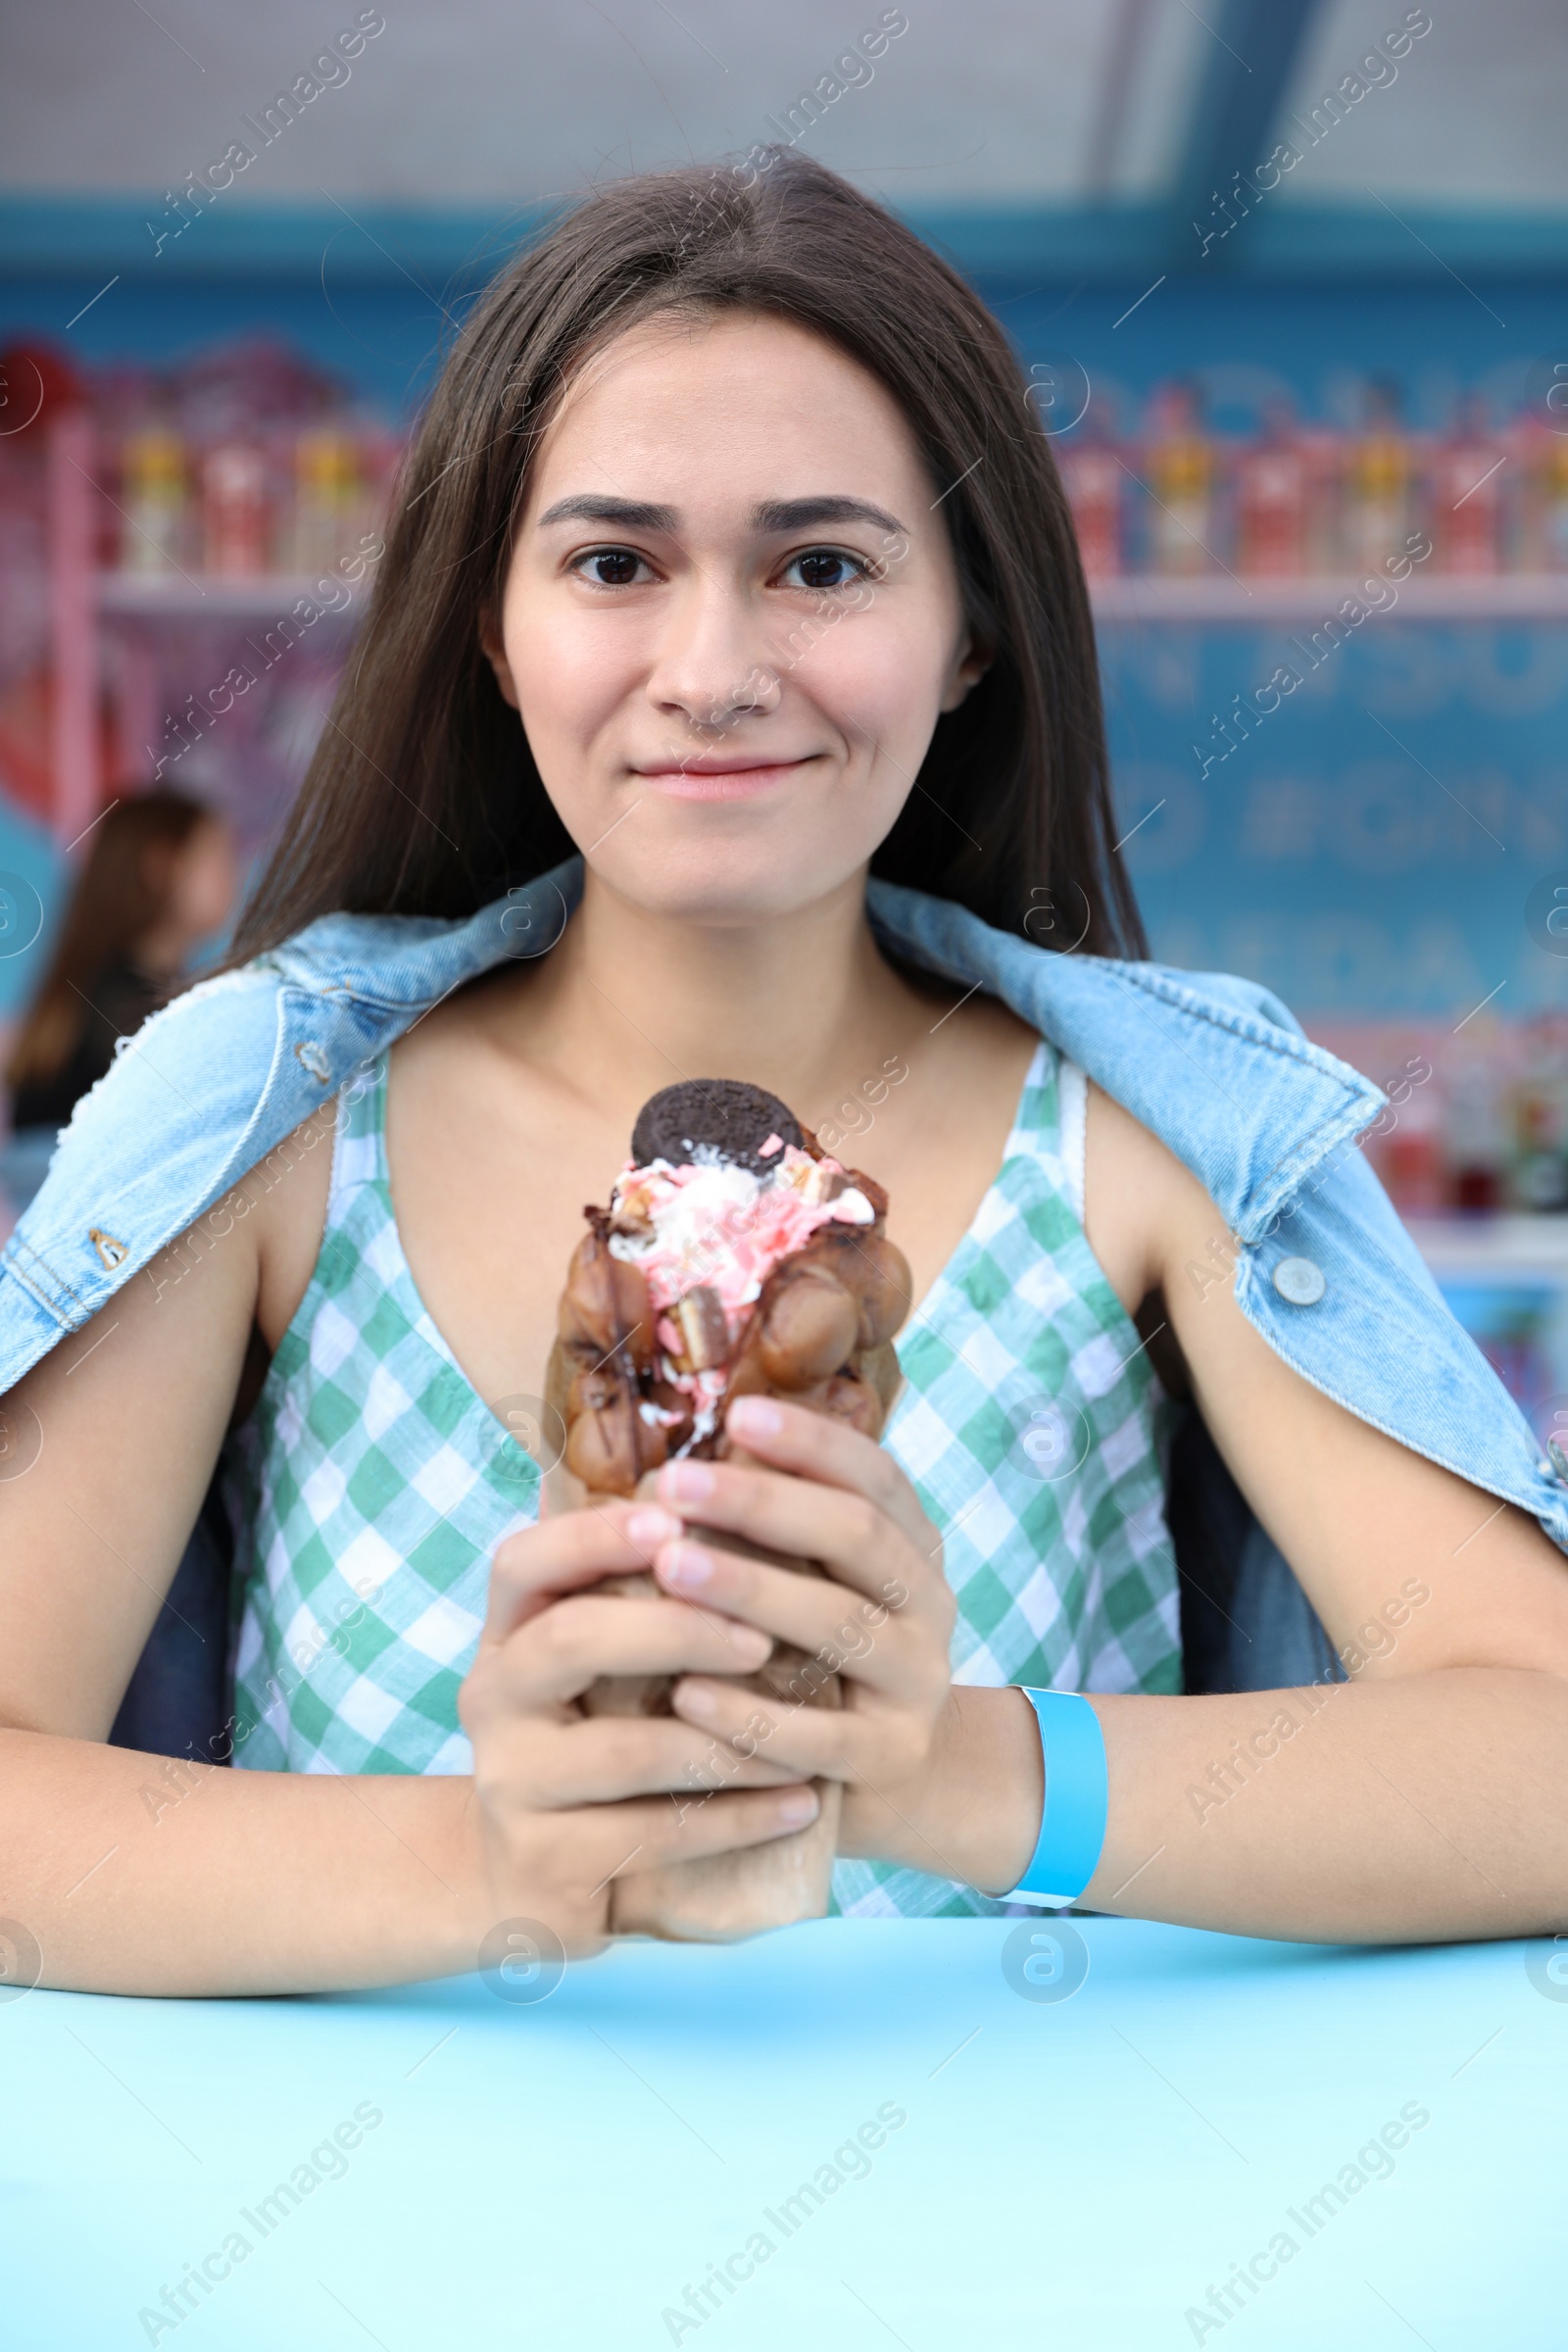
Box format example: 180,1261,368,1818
631,1079,804,1174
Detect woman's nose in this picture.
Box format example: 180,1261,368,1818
644,582,783,734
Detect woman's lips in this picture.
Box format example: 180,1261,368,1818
634,757,817,802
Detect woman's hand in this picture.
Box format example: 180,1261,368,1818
643,1393,962,1877
458,1498,823,1956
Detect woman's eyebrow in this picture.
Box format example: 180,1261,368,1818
536,494,677,529
533,492,909,535
752,496,906,535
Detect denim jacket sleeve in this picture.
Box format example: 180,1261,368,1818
0,884,550,1386
4,853,1566,1560
862,882,1568,1561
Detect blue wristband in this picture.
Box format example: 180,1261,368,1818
1004,1689,1107,1909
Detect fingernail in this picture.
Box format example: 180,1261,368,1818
661,1541,713,1590
661,1460,715,1502
627,1506,682,1551
678,1681,717,1719
729,1396,782,1439
778,1788,818,1826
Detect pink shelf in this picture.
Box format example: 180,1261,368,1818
39,413,383,845
45,414,99,850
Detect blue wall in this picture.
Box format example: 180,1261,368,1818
0,274,451,419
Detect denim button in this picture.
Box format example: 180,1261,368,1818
1548,1438,1568,1481
1273,1255,1326,1306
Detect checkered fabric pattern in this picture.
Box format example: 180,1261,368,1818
833,1039,1181,1918
226,1043,1181,1918
224,1059,538,1776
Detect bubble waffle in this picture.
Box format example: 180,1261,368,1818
543,1078,911,1940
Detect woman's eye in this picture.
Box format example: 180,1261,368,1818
782,547,867,592
576,548,649,586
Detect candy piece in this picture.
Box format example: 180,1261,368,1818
674,1285,730,1371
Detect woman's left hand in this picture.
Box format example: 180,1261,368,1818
631,1391,959,1869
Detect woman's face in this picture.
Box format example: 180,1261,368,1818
484,310,986,925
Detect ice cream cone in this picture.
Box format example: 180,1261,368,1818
544,1078,909,1940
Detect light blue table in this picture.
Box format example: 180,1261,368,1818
7,1918,1566,2350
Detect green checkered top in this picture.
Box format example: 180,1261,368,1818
224,1040,1181,1916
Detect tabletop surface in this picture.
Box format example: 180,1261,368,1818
7,1917,1567,2352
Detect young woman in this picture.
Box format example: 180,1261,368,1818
1,156,1565,1995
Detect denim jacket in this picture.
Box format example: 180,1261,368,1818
4,853,1565,1557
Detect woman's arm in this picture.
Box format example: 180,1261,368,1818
645,1105,1568,1942
0,1728,488,1995
0,1131,468,1989
1081,1081,1568,1938
0,1116,812,1993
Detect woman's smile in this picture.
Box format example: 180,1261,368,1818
633,755,824,801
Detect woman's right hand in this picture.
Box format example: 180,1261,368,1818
458,1499,821,1955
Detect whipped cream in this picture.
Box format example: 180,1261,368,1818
606,1144,872,1404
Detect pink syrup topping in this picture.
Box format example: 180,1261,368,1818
607,1146,872,1399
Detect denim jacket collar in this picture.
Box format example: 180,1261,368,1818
267,853,1385,1242
4,854,1564,1551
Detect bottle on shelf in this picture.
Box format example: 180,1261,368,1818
290,428,364,574
1429,392,1503,575
1234,397,1306,575
1509,1037,1568,1213
1341,374,1411,575
1291,421,1342,577
1140,380,1215,576
1445,1040,1506,1214
1379,1080,1446,1217
1528,428,1568,572
200,439,270,576
118,426,187,574
1056,399,1123,577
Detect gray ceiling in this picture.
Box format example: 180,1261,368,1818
2,0,1564,213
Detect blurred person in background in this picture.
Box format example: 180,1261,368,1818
1,789,236,1210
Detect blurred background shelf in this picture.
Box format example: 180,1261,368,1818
1409,1216,1568,1277
1089,574,1568,622
96,572,1568,626
97,572,372,619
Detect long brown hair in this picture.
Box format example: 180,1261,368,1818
6,788,212,1089
227,151,1146,964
